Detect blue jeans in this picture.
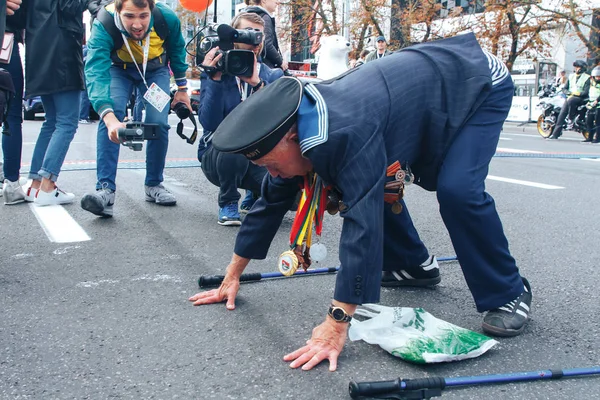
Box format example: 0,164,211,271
133,87,144,121
1,41,24,182
96,66,170,191
28,90,80,182
79,88,90,120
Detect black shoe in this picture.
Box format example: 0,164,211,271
381,256,441,287
582,138,593,142
548,135,560,139
482,278,532,337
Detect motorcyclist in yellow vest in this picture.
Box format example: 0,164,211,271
583,66,600,143
549,59,591,139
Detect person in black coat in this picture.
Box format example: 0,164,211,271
24,0,88,205
243,0,287,71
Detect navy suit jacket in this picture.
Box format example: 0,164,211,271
235,33,494,305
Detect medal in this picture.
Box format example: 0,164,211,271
278,250,299,276
310,243,327,262
280,174,331,274
391,202,403,214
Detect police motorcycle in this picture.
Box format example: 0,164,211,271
536,85,590,139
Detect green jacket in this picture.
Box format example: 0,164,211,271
85,2,188,117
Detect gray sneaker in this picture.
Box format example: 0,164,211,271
3,179,26,205
145,184,176,206
81,188,115,217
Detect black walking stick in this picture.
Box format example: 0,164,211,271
198,256,458,288
348,367,600,399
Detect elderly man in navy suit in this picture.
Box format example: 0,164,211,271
189,33,532,372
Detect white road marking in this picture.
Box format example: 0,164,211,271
487,175,564,189
496,147,543,153
30,204,91,243
498,137,513,140
581,158,600,162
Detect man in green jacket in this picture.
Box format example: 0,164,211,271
81,0,191,217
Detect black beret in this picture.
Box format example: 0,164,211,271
212,76,303,160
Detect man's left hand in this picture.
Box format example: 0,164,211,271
172,90,192,113
283,318,347,371
7,0,22,15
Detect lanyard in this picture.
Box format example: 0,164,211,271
122,34,150,89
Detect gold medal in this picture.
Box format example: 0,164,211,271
391,201,403,214
278,250,299,276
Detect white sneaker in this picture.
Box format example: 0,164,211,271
34,186,75,206
3,179,26,205
24,186,38,202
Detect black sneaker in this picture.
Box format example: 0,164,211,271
482,278,532,337
81,188,115,218
381,256,441,287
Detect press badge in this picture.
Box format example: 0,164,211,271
144,82,170,112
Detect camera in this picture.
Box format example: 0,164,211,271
172,102,190,120
196,24,263,77
117,122,159,151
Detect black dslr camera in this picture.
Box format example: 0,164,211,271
196,24,263,77
117,122,159,151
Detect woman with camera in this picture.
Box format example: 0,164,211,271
197,12,284,226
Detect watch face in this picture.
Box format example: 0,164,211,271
332,308,345,321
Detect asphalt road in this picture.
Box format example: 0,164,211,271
1,116,599,399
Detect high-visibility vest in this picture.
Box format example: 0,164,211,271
589,81,600,107
568,72,590,95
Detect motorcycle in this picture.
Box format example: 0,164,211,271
536,85,590,139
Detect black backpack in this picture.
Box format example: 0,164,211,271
0,68,15,133
92,2,170,51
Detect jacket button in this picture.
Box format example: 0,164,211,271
355,276,362,282
355,284,361,289
355,289,361,296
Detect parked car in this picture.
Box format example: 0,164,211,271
188,79,200,113
23,95,99,121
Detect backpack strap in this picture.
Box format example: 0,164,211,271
97,6,124,51
97,6,169,53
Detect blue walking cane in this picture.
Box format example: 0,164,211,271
198,256,458,287
349,367,600,399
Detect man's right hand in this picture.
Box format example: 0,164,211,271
203,47,223,81
103,112,126,144
188,254,250,310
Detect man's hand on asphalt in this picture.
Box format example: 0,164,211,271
103,113,126,144
283,318,348,372
188,274,240,310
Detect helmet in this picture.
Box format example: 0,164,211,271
592,66,600,78
573,59,588,70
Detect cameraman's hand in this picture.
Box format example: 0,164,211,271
204,47,223,81
240,53,261,87
281,60,289,71
172,91,192,113
104,113,127,144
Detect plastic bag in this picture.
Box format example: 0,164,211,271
348,304,497,364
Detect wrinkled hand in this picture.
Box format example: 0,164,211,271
188,274,240,310
7,0,21,15
283,318,347,371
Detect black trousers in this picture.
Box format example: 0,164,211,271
201,146,267,207
586,107,600,140
551,96,583,137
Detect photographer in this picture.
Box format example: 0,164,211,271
81,0,190,218
197,12,283,226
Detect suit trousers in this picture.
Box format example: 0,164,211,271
383,77,524,312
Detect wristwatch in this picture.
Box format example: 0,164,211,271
251,79,265,92
328,304,353,323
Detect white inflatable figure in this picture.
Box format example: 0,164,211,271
316,35,350,80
